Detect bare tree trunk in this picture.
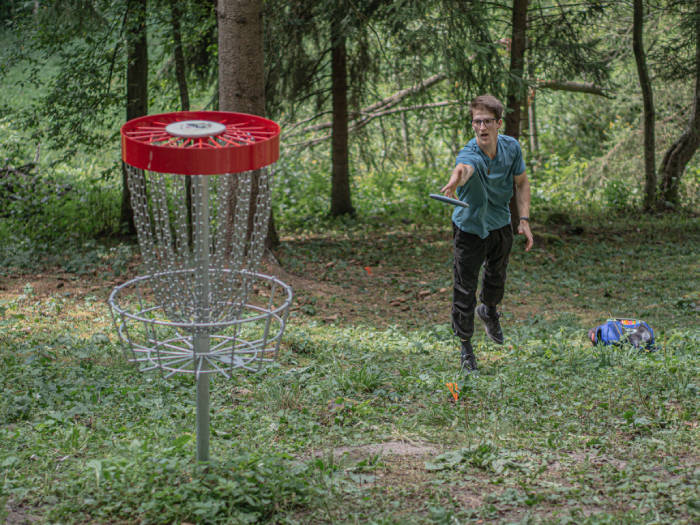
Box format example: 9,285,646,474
218,0,264,114
401,111,413,163
330,11,354,216
170,0,189,111
633,0,656,210
505,0,528,139
505,0,528,231
658,0,700,209
168,0,193,246
122,0,148,235
218,0,279,247
528,88,539,157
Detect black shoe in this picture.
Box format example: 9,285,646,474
476,304,504,344
460,340,478,373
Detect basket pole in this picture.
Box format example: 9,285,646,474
194,175,211,462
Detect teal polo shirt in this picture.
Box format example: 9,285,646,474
452,134,526,239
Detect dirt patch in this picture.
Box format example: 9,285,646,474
309,440,439,463
326,440,439,460
0,272,108,301
259,255,454,329
449,485,487,512
546,450,628,473
3,500,43,524
0,226,597,334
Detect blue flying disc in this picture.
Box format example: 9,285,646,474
429,193,469,208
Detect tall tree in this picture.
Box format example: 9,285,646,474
329,4,354,216
505,0,529,230
500,0,612,220
169,0,189,112
168,0,193,246
632,0,656,210
123,0,149,234
658,0,700,208
218,0,264,115
505,0,528,140
218,0,279,247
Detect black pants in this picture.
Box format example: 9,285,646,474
452,222,513,341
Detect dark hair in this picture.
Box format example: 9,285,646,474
470,94,504,120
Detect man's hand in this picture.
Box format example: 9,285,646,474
441,163,474,199
518,219,534,252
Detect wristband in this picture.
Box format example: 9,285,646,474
519,216,529,222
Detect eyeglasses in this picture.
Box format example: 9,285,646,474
472,118,498,127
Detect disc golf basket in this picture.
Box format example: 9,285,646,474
109,111,292,461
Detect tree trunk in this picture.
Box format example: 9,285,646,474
401,111,413,163
633,0,656,210
218,0,264,114
330,11,354,216
506,0,528,231
218,0,279,247
505,0,528,139
528,88,539,157
170,0,189,112
658,0,700,209
122,0,148,235
168,0,193,246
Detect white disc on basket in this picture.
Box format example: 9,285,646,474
165,120,226,138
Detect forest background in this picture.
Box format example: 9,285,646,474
0,1,698,524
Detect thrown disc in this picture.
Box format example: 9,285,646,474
429,193,469,208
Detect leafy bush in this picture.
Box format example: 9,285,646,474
0,116,122,267
603,178,639,211
530,154,591,211
49,451,314,524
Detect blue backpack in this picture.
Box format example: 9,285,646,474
588,318,655,350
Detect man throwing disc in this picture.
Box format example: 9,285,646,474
441,94,533,373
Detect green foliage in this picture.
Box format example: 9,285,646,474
0,121,123,270
529,154,591,209
50,452,313,523
1,311,698,522
603,178,636,211
534,91,617,159
526,0,611,91
273,154,445,230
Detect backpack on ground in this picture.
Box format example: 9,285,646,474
588,318,655,350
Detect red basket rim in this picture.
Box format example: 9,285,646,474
121,111,280,175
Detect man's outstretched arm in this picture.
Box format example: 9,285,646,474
441,163,474,199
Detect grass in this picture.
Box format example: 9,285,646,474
1,211,698,524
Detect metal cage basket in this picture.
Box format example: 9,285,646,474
109,269,292,377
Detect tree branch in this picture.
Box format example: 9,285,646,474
285,100,457,149
535,80,611,97
283,73,447,139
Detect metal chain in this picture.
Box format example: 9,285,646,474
125,165,272,325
